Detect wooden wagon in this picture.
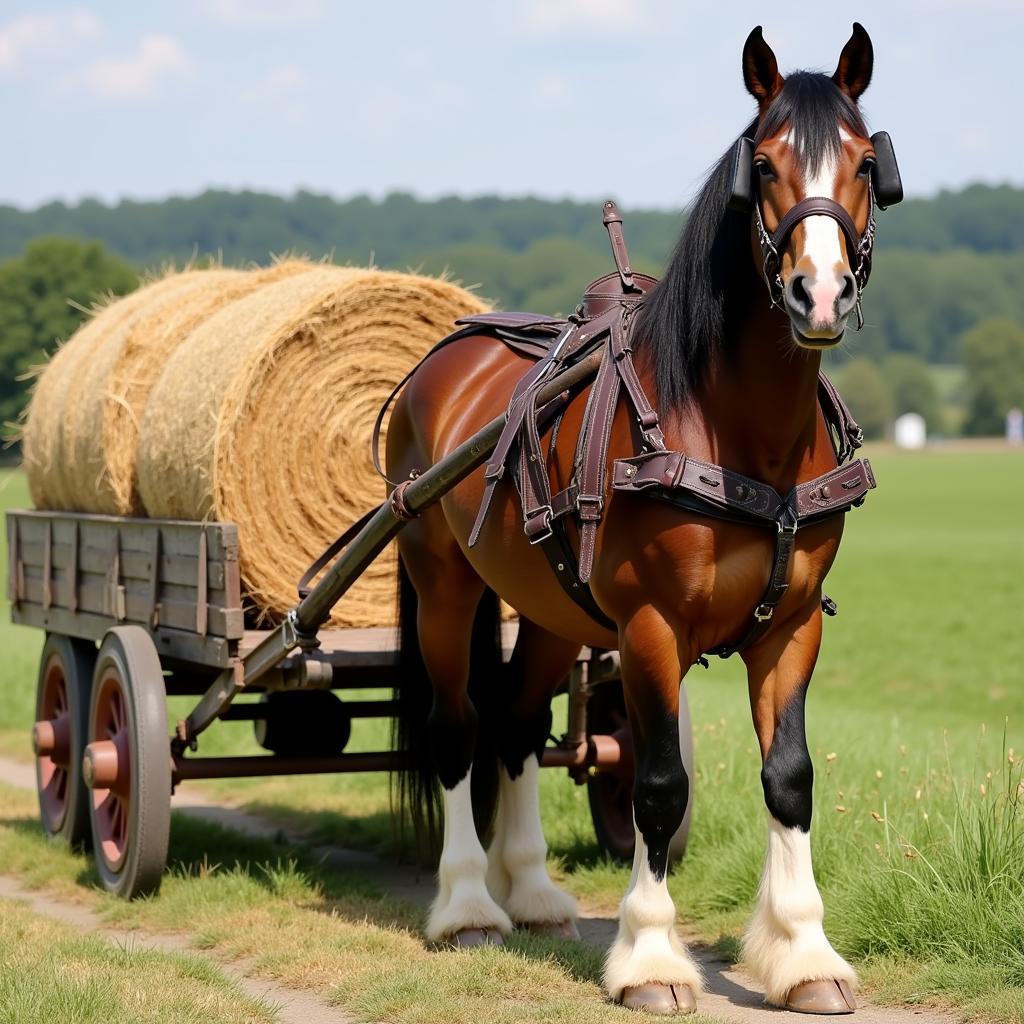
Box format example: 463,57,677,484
6,355,694,898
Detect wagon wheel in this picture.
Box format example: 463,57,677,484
84,627,171,899
33,633,96,847
586,679,694,864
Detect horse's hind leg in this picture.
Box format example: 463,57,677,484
401,533,512,946
741,599,856,1013
486,617,580,936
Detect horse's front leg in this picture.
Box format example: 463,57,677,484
605,607,701,1015
741,597,857,1014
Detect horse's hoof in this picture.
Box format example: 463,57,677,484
449,927,504,949
784,979,857,1014
618,983,697,1015
521,919,580,940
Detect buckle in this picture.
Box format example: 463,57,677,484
754,603,775,623
524,506,554,545
777,507,798,536
576,493,603,522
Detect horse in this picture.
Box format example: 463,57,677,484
386,22,891,1016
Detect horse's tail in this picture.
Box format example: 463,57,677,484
392,555,502,863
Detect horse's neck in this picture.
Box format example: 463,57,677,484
673,305,828,489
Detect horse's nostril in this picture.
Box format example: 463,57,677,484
837,272,858,314
786,273,812,316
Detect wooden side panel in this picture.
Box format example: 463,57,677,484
5,510,245,669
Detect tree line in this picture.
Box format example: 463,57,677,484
1,184,1022,437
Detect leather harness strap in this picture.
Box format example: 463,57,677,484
772,197,861,262
611,451,875,655
363,200,877,657
460,201,875,654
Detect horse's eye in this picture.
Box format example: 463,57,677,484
755,160,775,179
857,157,875,178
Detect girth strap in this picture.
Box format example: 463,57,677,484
708,508,797,658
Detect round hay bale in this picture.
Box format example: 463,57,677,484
59,259,313,515
21,277,189,510
138,265,488,628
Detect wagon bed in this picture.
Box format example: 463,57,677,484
8,502,690,898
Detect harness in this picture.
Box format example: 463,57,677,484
373,186,891,659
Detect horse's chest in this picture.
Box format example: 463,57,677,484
698,519,843,636
597,507,843,643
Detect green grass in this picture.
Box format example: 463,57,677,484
2,451,1024,1020
0,892,278,1024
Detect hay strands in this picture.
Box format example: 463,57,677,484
179,346,606,745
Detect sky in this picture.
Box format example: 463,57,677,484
1,0,1020,212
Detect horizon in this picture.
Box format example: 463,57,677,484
3,177,1021,217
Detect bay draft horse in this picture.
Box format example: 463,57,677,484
387,23,888,1016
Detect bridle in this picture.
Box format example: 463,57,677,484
753,187,876,330
728,129,902,331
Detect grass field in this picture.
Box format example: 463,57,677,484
0,893,277,1024
1,450,1023,1022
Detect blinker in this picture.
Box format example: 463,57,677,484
868,131,903,209
727,136,755,213
726,130,903,211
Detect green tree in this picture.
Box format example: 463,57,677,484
882,353,940,431
961,318,1024,436
0,238,137,430
839,358,892,440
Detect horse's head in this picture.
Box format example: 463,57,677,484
730,24,902,349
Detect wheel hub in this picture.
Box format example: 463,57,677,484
33,713,70,763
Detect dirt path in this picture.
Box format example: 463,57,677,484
0,755,954,1024
0,875,352,1024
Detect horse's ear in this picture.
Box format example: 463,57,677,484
833,23,873,101
742,26,783,109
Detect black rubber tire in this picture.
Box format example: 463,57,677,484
34,633,96,848
87,626,171,899
586,679,694,864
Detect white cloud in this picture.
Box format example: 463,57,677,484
238,63,311,122
524,0,645,33
204,0,325,27
79,34,191,100
0,9,99,73
533,72,570,103
265,64,308,92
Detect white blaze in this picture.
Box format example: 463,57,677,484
793,128,850,331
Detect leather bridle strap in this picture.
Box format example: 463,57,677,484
771,196,861,259
755,189,877,327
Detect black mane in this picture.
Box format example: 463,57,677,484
634,72,868,409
